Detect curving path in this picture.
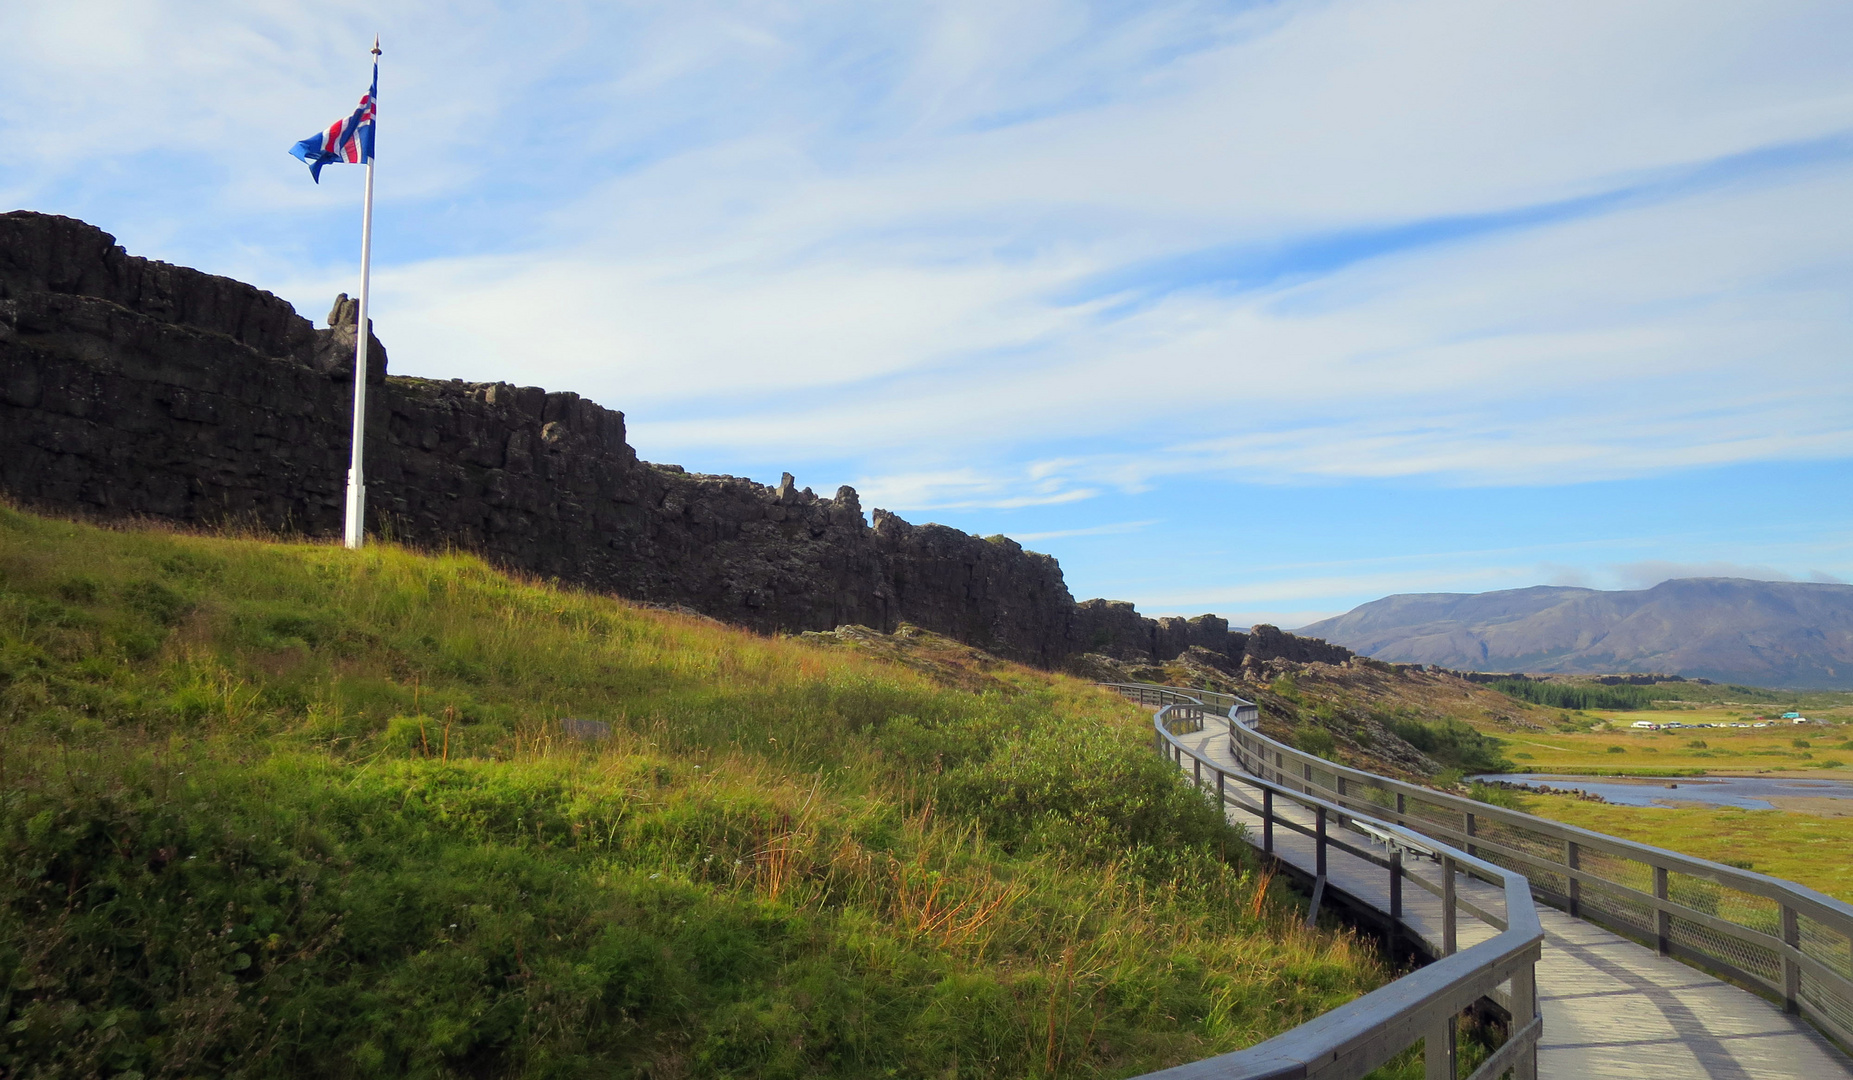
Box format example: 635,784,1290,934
1169,722,1853,1079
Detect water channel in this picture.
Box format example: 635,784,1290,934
1471,772,1853,809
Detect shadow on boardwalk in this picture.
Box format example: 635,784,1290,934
1174,726,1853,1080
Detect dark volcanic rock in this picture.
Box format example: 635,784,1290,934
0,210,1351,671
0,212,319,364
871,513,1075,667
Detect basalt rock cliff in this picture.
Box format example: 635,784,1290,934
0,211,1347,671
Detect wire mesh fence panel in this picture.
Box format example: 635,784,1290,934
1801,914,1853,982
1404,794,1466,832
1667,872,1777,929
1803,968,1853,1044
1473,841,1569,901
1312,764,1337,796
1529,865,1572,902
1706,885,1785,938
1576,876,1660,937
1472,818,1572,891
1577,847,1656,896
1669,916,1782,983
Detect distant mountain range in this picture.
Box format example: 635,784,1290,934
1295,578,1853,689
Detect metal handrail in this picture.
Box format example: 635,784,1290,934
1219,711,1853,1050
1123,690,1543,1080
1106,679,1853,1067
1099,681,1259,727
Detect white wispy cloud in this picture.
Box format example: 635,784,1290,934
1612,561,1851,589
1010,520,1159,542
3,0,1850,617
10,3,1849,506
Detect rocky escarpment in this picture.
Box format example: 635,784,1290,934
0,210,1350,670
1069,601,1352,671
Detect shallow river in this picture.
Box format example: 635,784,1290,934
1470,773,1853,810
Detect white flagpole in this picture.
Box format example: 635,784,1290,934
343,36,381,550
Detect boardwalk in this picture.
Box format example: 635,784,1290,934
1173,725,1853,1079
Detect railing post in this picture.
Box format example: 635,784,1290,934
1389,849,1403,954
1781,904,1801,1014
1566,840,1580,918
1316,806,1327,878
1302,762,1312,796
1263,788,1274,854
1425,1013,1455,1080
1464,811,1476,858
1654,865,1671,956
1442,855,1457,957
1216,769,1225,808
1395,791,1405,821
1511,960,1539,1080
1194,755,1202,787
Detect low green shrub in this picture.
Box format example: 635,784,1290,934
1382,717,1511,774
1293,725,1337,759
1467,781,1525,810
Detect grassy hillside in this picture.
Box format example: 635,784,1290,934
0,507,1385,1079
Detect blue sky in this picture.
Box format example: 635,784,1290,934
4,0,1850,627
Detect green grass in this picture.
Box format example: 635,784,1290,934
1487,678,1853,717
0,507,1386,1078
1515,796,1853,902
1627,682,1853,711
1486,720,1853,776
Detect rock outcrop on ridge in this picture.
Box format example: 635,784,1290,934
0,210,1349,670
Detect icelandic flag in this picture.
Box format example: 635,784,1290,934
290,62,377,183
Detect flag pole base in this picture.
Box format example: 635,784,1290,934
343,471,366,549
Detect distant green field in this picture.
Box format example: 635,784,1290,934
1518,796,1853,903
1627,682,1853,710
1495,711,1853,776
0,507,1386,1079
1489,677,1853,714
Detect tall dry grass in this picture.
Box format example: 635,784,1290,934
0,505,1388,1078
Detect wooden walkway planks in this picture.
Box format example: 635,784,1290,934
1173,727,1853,1079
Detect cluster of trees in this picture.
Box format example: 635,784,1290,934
1488,679,1660,712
